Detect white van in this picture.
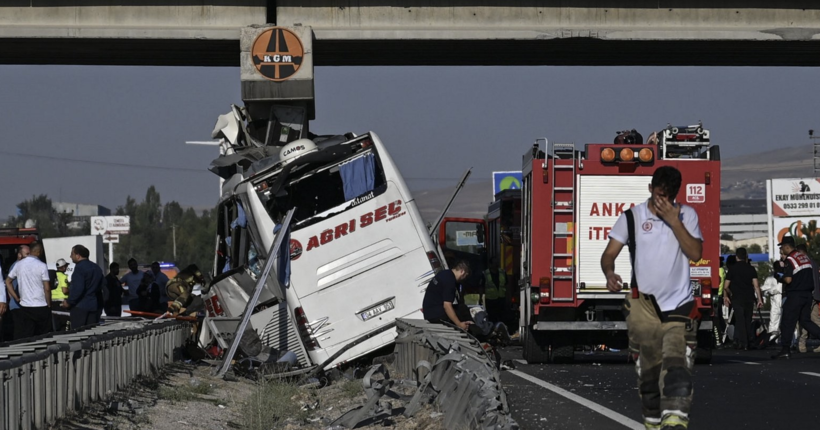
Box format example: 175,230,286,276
203,132,442,369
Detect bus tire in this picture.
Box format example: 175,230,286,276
523,327,550,364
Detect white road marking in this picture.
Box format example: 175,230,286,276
728,360,761,365
800,372,820,378
508,369,644,430
514,359,528,365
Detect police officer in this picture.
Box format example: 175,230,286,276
773,237,820,359
166,264,206,316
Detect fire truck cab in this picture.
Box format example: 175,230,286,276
520,124,720,364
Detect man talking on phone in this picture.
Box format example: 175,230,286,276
601,166,703,430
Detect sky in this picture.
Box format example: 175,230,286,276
1,65,819,220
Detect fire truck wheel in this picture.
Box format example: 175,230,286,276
695,347,712,364
522,327,550,364
550,345,575,364
695,331,714,364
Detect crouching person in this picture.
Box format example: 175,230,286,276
422,260,473,331
166,264,207,317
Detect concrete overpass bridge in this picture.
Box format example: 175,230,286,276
1,2,820,66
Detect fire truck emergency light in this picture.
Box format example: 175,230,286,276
600,147,654,163
619,148,634,162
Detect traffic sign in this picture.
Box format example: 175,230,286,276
91,216,130,235
493,171,523,196
103,234,119,244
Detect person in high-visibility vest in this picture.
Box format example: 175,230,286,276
52,258,71,331
713,257,727,345
482,256,508,323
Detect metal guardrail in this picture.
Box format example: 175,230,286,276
0,320,191,430
393,319,519,430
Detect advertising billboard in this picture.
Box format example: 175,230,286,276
770,178,820,217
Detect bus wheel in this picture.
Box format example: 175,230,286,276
522,327,549,364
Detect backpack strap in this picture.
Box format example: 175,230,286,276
624,209,638,291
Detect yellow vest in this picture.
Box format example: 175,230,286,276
53,271,69,301
718,267,726,296
463,293,482,306
484,269,507,300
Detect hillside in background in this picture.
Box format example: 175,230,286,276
721,143,814,199
413,144,818,221
413,181,494,223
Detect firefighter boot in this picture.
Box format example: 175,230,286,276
660,412,688,430
643,417,661,430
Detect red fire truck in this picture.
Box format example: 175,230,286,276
516,125,720,364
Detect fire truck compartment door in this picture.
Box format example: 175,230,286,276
577,175,651,290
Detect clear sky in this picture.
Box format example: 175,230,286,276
0,65,818,219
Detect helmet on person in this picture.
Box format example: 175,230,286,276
182,264,205,284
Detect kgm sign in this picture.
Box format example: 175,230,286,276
251,28,304,82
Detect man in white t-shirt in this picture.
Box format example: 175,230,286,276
5,243,52,339
601,166,703,430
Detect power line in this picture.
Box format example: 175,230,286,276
0,149,208,173
0,149,473,182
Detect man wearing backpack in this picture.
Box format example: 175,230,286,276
601,166,703,430
795,243,820,353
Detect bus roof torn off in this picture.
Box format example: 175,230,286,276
199,104,453,374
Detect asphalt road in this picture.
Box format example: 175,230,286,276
499,346,820,430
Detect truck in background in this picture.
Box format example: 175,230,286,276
515,125,720,364
42,235,106,280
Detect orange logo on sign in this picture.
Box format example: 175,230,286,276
251,28,304,82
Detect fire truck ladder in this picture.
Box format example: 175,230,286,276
550,142,576,302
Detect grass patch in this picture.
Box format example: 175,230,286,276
340,379,362,398
240,380,311,430
157,380,214,403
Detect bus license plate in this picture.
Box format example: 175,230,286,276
360,300,395,321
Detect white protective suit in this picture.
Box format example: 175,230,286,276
761,275,782,338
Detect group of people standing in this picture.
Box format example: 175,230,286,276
108,259,170,316
1,243,105,339
1,244,206,342
717,236,820,358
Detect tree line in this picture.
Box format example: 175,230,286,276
7,187,216,274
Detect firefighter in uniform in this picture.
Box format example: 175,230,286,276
482,257,508,323
601,166,703,430
166,264,206,316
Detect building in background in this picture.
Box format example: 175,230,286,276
52,202,111,229
720,198,768,252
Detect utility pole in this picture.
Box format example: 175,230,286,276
812,129,820,175
172,224,177,261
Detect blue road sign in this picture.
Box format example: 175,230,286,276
493,171,523,196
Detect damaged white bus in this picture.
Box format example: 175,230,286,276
202,127,442,370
